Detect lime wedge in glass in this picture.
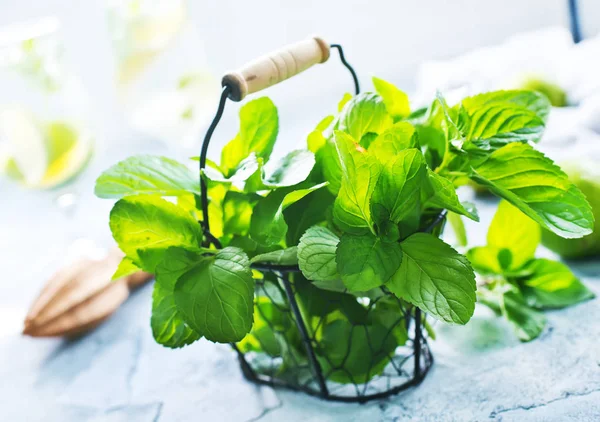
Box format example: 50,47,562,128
0,108,92,189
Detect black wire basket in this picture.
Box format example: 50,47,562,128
197,38,441,403
195,1,584,401
234,272,436,403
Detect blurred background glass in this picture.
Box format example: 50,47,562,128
0,17,93,197
106,0,219,150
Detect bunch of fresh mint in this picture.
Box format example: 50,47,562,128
95,77,594,382
469,200,594,341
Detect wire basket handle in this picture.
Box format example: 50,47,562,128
223,36,331,102
199,37,360,247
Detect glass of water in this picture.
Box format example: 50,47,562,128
0,17,94,194
106,0,220,150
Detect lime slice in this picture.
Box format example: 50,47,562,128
0,108,47,185
39,124,93,189
46,121,77,162
4,157,24,181
0,111,93,189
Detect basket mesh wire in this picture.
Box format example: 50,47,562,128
234,269,433,402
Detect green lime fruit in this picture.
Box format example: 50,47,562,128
517,76,567,107
541,164,600,259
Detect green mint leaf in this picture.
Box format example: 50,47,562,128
368,122,418,164
308,276,382,299
459,90,550,156
152,282,202,348
478,284,547,341
109,196,202,271
337,232,402,291
298,226,340,281
372,76,410,120
417,125,446,170
250,247,298,265
387,233,476,324
371,149,428,234
249,182,328,246
405,106,428,125
227,235,279,259
466,245,504,275
502,289,547,342
462,107,544,156
112,256,140,281
136,248,172,273
203,153,260,184
261,150,315,188
336,92,393,141
295,275,368,325
332,131,381,234
424,170,479,221
237,297,297,357
497,248,513,270
447,212,467,247
95,155,199,199
222,191,255,238
284,188,335,246
317,319,397,384
310,278,348,293
487,200,540,270
435,91,465,144
522,259,595,309
461,90,551,121
307,130,326,153
369,298,410,345
316,115,335,131
174,247,254,343
176,193,202,220
243,150,314,193
378,219,401,242
318,138,342,195
470,142,594,239
155,247,203,289
152,247,204,348
446,211,469,247
220,97,278,177
359,132,378,149
338,93,353,112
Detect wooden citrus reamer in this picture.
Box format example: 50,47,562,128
23,249,152,337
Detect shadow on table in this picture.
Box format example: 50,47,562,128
433,308,520,357
35,283,152,388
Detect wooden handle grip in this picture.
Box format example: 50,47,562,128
222,36,330,102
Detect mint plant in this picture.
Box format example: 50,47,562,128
469,200,595,341
95,78,594,382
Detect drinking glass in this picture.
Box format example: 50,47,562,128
0,17,94,198
106,0,220,150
